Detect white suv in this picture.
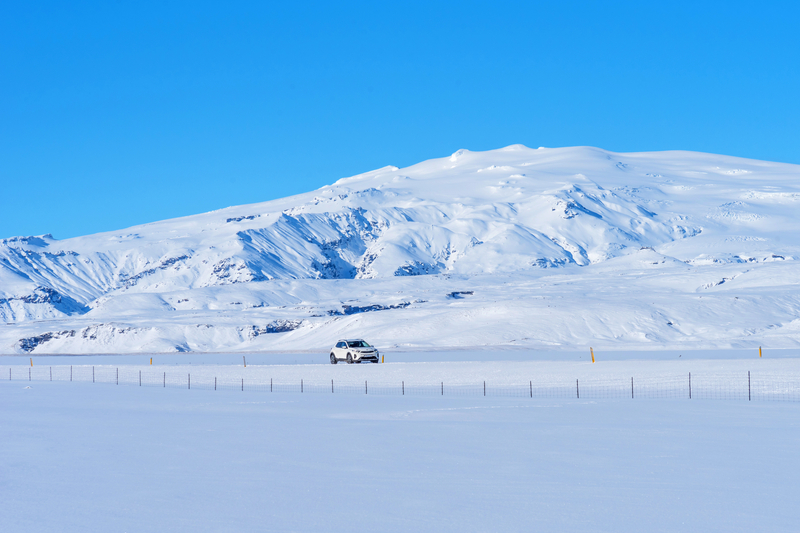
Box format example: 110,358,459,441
330,339,380,364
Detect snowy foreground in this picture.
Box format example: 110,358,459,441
3,367,800,532
2,145,800,353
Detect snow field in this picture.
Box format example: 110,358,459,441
2,379,799,532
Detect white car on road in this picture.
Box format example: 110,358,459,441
330,339,380,364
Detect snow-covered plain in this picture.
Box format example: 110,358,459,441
2,145,799,353
2,378,799,532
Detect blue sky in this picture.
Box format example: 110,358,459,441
2,0,798,240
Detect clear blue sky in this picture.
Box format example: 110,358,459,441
2,0,798,240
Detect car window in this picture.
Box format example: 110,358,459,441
337,342,345,348
347,340,370,348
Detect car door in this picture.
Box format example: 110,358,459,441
344,341,355,360
334,341,346,360
343,341,354,360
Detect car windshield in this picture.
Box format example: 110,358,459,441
347,340,370,348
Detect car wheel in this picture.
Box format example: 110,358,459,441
346,353,353,364
330,353,337,364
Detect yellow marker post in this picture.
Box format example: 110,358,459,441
150,357,153,365
381,355,384,364
590,348,595,363
243,356,247,368
30,357,33,367
759,346,762,358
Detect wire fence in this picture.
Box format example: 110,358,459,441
4,366,800,401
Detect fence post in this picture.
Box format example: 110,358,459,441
188,374,191,390
441,382,443,395
215,377,217,391
139,371,141,386
242,378,243,392
402,381,404,395
163,372,165,388
270,378,272,392
365,380,368,395
689,372,691,399
29,368,31,381
631,377,634,399
576,379,579,399
530,381,532,398
484,381,486,396
301,379,303,393
748,371,751,401
93,366,94,383
331,379,334,393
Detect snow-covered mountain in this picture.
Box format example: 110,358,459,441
3,145,800,354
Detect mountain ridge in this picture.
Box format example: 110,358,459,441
2,145,799,353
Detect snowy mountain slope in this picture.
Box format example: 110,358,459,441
2,145,799,353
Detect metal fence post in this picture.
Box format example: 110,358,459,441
631,377,634,399
748,371,751,401
576,379,579,399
